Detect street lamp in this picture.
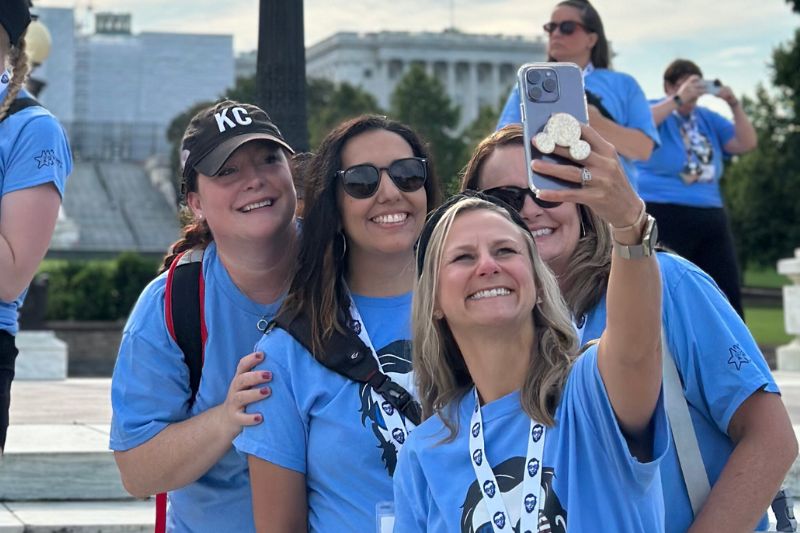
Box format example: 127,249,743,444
24,10,51,97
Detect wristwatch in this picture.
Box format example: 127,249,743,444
672,94,683,107
613,214,658,259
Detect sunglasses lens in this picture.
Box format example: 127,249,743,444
543,22,556,34
342,166,380,199
485,188,525,212
389,158,427,192
533,197,563,209
561,21,577,34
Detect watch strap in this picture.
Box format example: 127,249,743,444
673,94,683,107
612,215,658,260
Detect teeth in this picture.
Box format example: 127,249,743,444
469,288,511,300
532,228,554,238
372,213,408,225
242,200,273,212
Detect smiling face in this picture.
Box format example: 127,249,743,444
337,128,428,263
436,209,537,333
186,139,296,244
546,5,597,65
478,144,581,279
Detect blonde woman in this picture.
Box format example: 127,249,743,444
0,0,71,453
394,124,666,533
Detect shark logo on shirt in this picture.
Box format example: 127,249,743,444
460,457,566,533
727,343,750,370
34,150,63,169
358,339,415,476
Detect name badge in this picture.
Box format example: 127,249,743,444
376,501,395,533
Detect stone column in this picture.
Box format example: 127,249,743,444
777,248,800,371
447,62,457,104
492,63,503,110
467,62,478,125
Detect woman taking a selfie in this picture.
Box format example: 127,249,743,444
234,115,440,533
463,124,795,533
393,122,666,533
0,0,71,454
497,0,658,190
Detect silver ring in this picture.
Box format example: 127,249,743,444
581,167,592,183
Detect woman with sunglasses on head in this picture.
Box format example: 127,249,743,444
394,120,667,533
0,0,72,454
635,59,757,319
497,0,658,190
234,115,441,533
110,101,299,533
464,125,796,533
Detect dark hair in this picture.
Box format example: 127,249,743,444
664,59,703,86
548,0,611,69
281,114,442,356
290,152,313,201
460,125,612,322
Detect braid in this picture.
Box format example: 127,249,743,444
0,31,29,122
160,207,214,273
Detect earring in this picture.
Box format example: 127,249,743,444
433,310,444,319
339,232,347,260
198,214,203,220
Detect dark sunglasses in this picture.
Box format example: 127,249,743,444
337,157,428,199
483,186,563,211
543,20,590,35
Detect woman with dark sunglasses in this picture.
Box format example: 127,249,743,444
463,125,796,533
234,115,441,533
497,0,659,191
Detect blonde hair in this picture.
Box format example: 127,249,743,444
460,125,613,322
0,30,29,123
412,197,578,441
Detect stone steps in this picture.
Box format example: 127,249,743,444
0,500,154,533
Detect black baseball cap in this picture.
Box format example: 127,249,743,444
0,0,32,47
180,100,294,181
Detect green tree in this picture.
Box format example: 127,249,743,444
722,24,800,267
307,78,383,148
390,64,465,193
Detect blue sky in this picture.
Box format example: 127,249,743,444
42,0,800,116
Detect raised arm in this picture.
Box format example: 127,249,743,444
587,106,655,162
533,123,662,437
719,87,757,154
113,350,270,498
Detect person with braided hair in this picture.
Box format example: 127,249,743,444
0,0,72,453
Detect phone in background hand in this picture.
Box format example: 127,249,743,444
518,62,588,194
701,79,722,96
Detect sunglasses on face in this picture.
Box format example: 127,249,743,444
543,20,589,35
483,186,563,211
337,157,428,199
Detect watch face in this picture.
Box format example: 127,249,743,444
645,215,658,254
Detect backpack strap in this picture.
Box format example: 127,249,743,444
267,311,422,426
584,90,616,123
159,249,206,533
0,98,41,124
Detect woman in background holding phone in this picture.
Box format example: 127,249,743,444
497,0,659,190
636,59,757,318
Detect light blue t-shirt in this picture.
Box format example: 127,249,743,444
110,242,283,533
497,69,659,191
393,344,669,533
0,87,72,335
581,252,778,533
234,292,414,533
636,104,736,208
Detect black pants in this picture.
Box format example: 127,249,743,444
0,331,18,451
646,202,744,319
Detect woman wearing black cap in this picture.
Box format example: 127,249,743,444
110,101,299,533
0,0,72,454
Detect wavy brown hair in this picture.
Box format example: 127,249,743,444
460,125,612,322
412,198,577,439
279,115,442,357
0,30,29,122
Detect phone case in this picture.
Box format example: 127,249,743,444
518,62,588,193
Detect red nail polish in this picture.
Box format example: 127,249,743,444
262,371,271,380
260,387,271,396
255,352,264,360
254,415,263,422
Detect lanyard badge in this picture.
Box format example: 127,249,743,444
468,388,546,533
349,301,415,452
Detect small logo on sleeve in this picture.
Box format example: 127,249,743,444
34,150,63,169
727,344,750,370
1,73,9,85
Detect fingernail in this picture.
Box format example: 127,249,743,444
255,352,264,360
254,414,263,422
262,371,272,380
260,387,271,396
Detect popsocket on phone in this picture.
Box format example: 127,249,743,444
533,113,591,161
